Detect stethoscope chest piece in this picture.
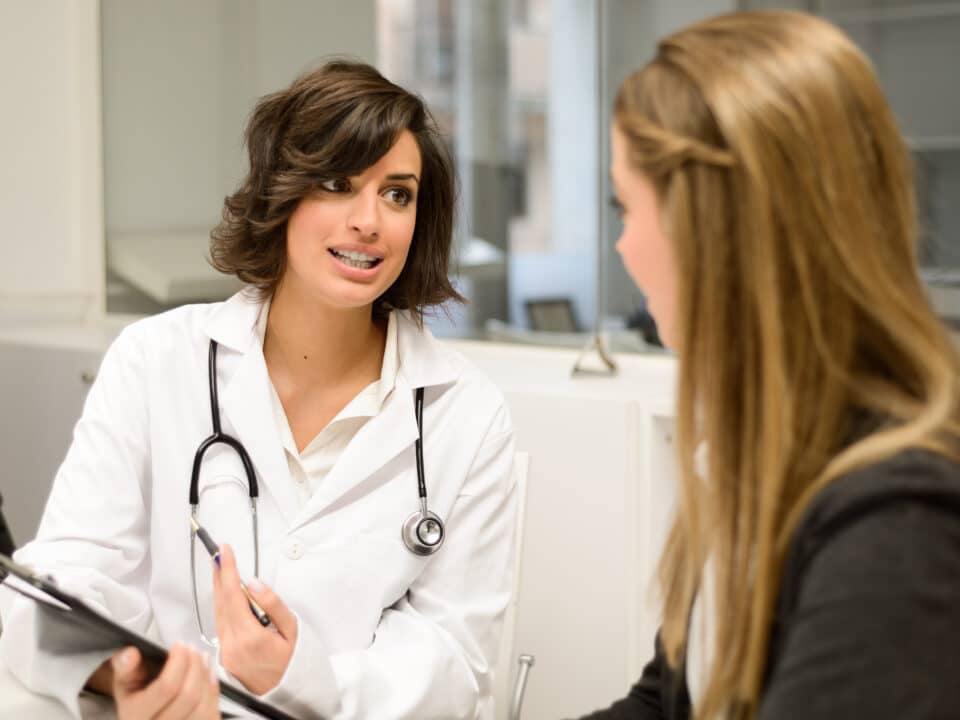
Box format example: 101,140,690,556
402,508,445,556
401,386,445,556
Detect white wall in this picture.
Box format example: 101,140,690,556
0,0,103,321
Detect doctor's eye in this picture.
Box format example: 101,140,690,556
319,177,351,193
383,187,414,207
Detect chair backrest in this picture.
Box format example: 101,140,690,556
493,451,531,720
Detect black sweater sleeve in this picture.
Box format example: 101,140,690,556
570,633,690,720
757,488,960,719
568,450,960,720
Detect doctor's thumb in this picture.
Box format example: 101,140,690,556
111,646,144,693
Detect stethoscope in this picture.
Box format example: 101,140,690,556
188,340,445,641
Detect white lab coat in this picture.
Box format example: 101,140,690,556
0,290,518,719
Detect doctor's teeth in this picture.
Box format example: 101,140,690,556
340,257,376,269
333,249,379,262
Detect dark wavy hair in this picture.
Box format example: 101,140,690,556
210,60,463,322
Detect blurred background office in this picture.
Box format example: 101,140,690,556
3,0,959,339
1,1,958,717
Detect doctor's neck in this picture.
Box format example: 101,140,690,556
263,282,386,387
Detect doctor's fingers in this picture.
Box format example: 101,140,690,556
114,642,191,718
111,646,150,696
246,579,298,642
213,544,261,630
154,647,220,720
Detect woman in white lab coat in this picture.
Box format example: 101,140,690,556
0,60,517,720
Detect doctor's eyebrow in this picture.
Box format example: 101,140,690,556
386,173,420,184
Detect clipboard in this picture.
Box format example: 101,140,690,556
0,553,306,720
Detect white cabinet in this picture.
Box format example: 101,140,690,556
0,324,122,545
447,340,678,717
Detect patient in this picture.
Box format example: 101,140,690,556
576,10,960,719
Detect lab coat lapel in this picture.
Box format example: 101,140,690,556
203,291,300,525
290,385,420,531
289,312,460,531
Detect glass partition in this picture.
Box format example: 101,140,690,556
743,0,960,324
100,0,960,345
101,0,612,348
100,0,378,315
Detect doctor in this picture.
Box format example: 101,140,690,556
0,60,517,719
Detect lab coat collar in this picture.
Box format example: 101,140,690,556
202,287,263,354
202,289,461,390
393,308,459,390
201,289,462,529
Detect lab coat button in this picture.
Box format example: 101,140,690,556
285,539,305,560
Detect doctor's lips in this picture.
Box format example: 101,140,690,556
189,516,271,627
328,244,384,270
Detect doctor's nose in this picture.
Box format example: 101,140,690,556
346,192,380,239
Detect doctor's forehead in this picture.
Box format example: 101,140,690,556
355,130,422,180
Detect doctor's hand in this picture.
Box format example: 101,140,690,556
111,643,221,719
213,544,298,696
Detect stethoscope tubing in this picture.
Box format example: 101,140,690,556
414,386,427,501
188,338,444,642
188,341,259,506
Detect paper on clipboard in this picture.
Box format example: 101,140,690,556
0,554,306,720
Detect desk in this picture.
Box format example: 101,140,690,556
107,230,242,304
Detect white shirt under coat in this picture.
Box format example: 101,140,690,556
259,299,402,505
0,289,518,720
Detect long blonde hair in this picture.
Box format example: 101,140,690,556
614,10,960,719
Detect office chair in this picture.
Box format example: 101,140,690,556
495,453,536,720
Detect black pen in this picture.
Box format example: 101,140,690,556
190,516,271,627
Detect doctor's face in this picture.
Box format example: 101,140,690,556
283,130,422,311
610,123,679,349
